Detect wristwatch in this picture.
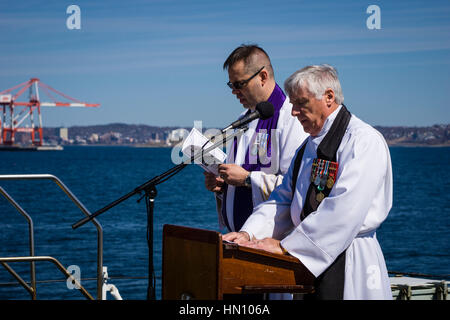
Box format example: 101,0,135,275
244,172,252,188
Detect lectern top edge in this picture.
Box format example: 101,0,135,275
163,224,222,245
163,224,301,264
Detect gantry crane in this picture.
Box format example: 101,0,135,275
0,78,99,147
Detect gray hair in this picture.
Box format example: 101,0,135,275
284,64,344,104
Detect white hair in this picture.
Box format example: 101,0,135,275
284,64,344,104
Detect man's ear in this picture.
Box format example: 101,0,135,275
324,88,336,106
259,69,269,86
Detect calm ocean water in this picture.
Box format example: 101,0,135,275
0,146,449,300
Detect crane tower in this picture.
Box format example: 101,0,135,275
0,78,99,147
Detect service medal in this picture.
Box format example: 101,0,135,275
310,160,318,183
319,175,327,190
327,177,335,189
310,158,339,192
314,174,321,186
316,191,325,202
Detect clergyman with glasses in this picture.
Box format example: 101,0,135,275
204,44,308,234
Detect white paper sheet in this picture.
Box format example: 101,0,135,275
181,128,227,176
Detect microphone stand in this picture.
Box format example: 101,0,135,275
71,126,247,300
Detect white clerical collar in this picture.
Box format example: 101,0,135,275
315,104,343,138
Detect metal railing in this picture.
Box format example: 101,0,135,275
0,256,93,300
0,185,36,299
0,174,104,299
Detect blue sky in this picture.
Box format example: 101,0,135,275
0,0,449,128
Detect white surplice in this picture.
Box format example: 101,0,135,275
241,105,393,300
215,96,308,231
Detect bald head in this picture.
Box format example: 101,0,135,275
223,44,274,79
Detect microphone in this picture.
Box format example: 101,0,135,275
221,101,274,132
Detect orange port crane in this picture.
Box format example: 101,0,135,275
0,78,99,146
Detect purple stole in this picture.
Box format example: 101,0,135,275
222,84,285,231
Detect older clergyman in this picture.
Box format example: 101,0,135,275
224,64,393,300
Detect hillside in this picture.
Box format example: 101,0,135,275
38,123,450,147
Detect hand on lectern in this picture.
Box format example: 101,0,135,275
240,238,284,255
222,231,250,244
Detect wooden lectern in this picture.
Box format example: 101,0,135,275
162,224,315,300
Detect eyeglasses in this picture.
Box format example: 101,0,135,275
227,66,265,90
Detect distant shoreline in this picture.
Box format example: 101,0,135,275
386,143,450,147
58,143,450,148
34,123,449,148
